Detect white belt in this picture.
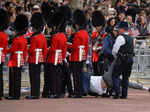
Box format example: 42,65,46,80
79,45,85,62
54,50,62,66
15,51,23,67
35,49,42,64
0,48,3,64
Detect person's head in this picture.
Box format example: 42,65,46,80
113,27,119,37
107,17,116,27
0,9,9,31
32,5,41,13
24,12,32,21
13,14,29,35
73,9,87,30
31,12,44,32
5,2,13,11
118,21,129,34
140,9,146,17
48,11,66,33
16,6,23,15
92,10,105,32
118,12,125,21
126,15,133,24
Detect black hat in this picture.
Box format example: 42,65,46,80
13,14,28,32
73,9,87,28
92,10,105,27
118,21,129,30
0,9,9,31
59,5,72,23
31,12,44,32
47,11,65,32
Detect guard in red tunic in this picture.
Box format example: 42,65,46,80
91,11,106,76
0,9,9,100
6,14,28,100
47,11,67,98
26,13,47,99
69,9,89,98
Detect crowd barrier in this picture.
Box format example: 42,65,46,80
131,37,150,86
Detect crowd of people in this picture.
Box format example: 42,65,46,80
0,0,150,101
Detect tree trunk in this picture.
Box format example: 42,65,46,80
68,0,84,10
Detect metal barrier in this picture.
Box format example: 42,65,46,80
130,39,150,86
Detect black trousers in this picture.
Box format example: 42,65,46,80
70,62,83,96
112,57,133,97
29,63,41,97
92,61,104,76
47,63,63,96
61,62,73,95
0,63,4,97
9,67,22,98
42,63,54,96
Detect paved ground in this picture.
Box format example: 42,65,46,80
0,89,150,112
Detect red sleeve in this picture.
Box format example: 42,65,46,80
49,35,57,54
62,36,67,60
43,37,48,61
7,38,17,53
1,34,8,56
23,41,28,61
71,33,80,50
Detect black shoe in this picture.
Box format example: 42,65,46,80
101,93,110,98
0,97,2,100
149,88,150,92
113,95,120,99
68,94,74,98
48,94,55,98
25,96,39,99
72,95,82,98
42,95,50,98
120,96,127,99
53,94,64,99
5,96,20,100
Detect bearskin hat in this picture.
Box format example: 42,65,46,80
59,5,72,23
73,9,87,28
13,14,28,33
92,10,105,27
31,12,44,32
47,11,65,32
0,9,9,31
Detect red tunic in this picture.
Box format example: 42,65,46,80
8,35,28,67
0,32,8,63
28,33,48,64
69,29,89,62
47,32,67,65
91,32,106,62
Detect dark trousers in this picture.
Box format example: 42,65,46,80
0,63,4,97
49,63,63,96
112,57,133,97
42,63,54,96
61,62,73,95
9,67,22,98
92,61,104,76
70,62,83,96
29,63,41,97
